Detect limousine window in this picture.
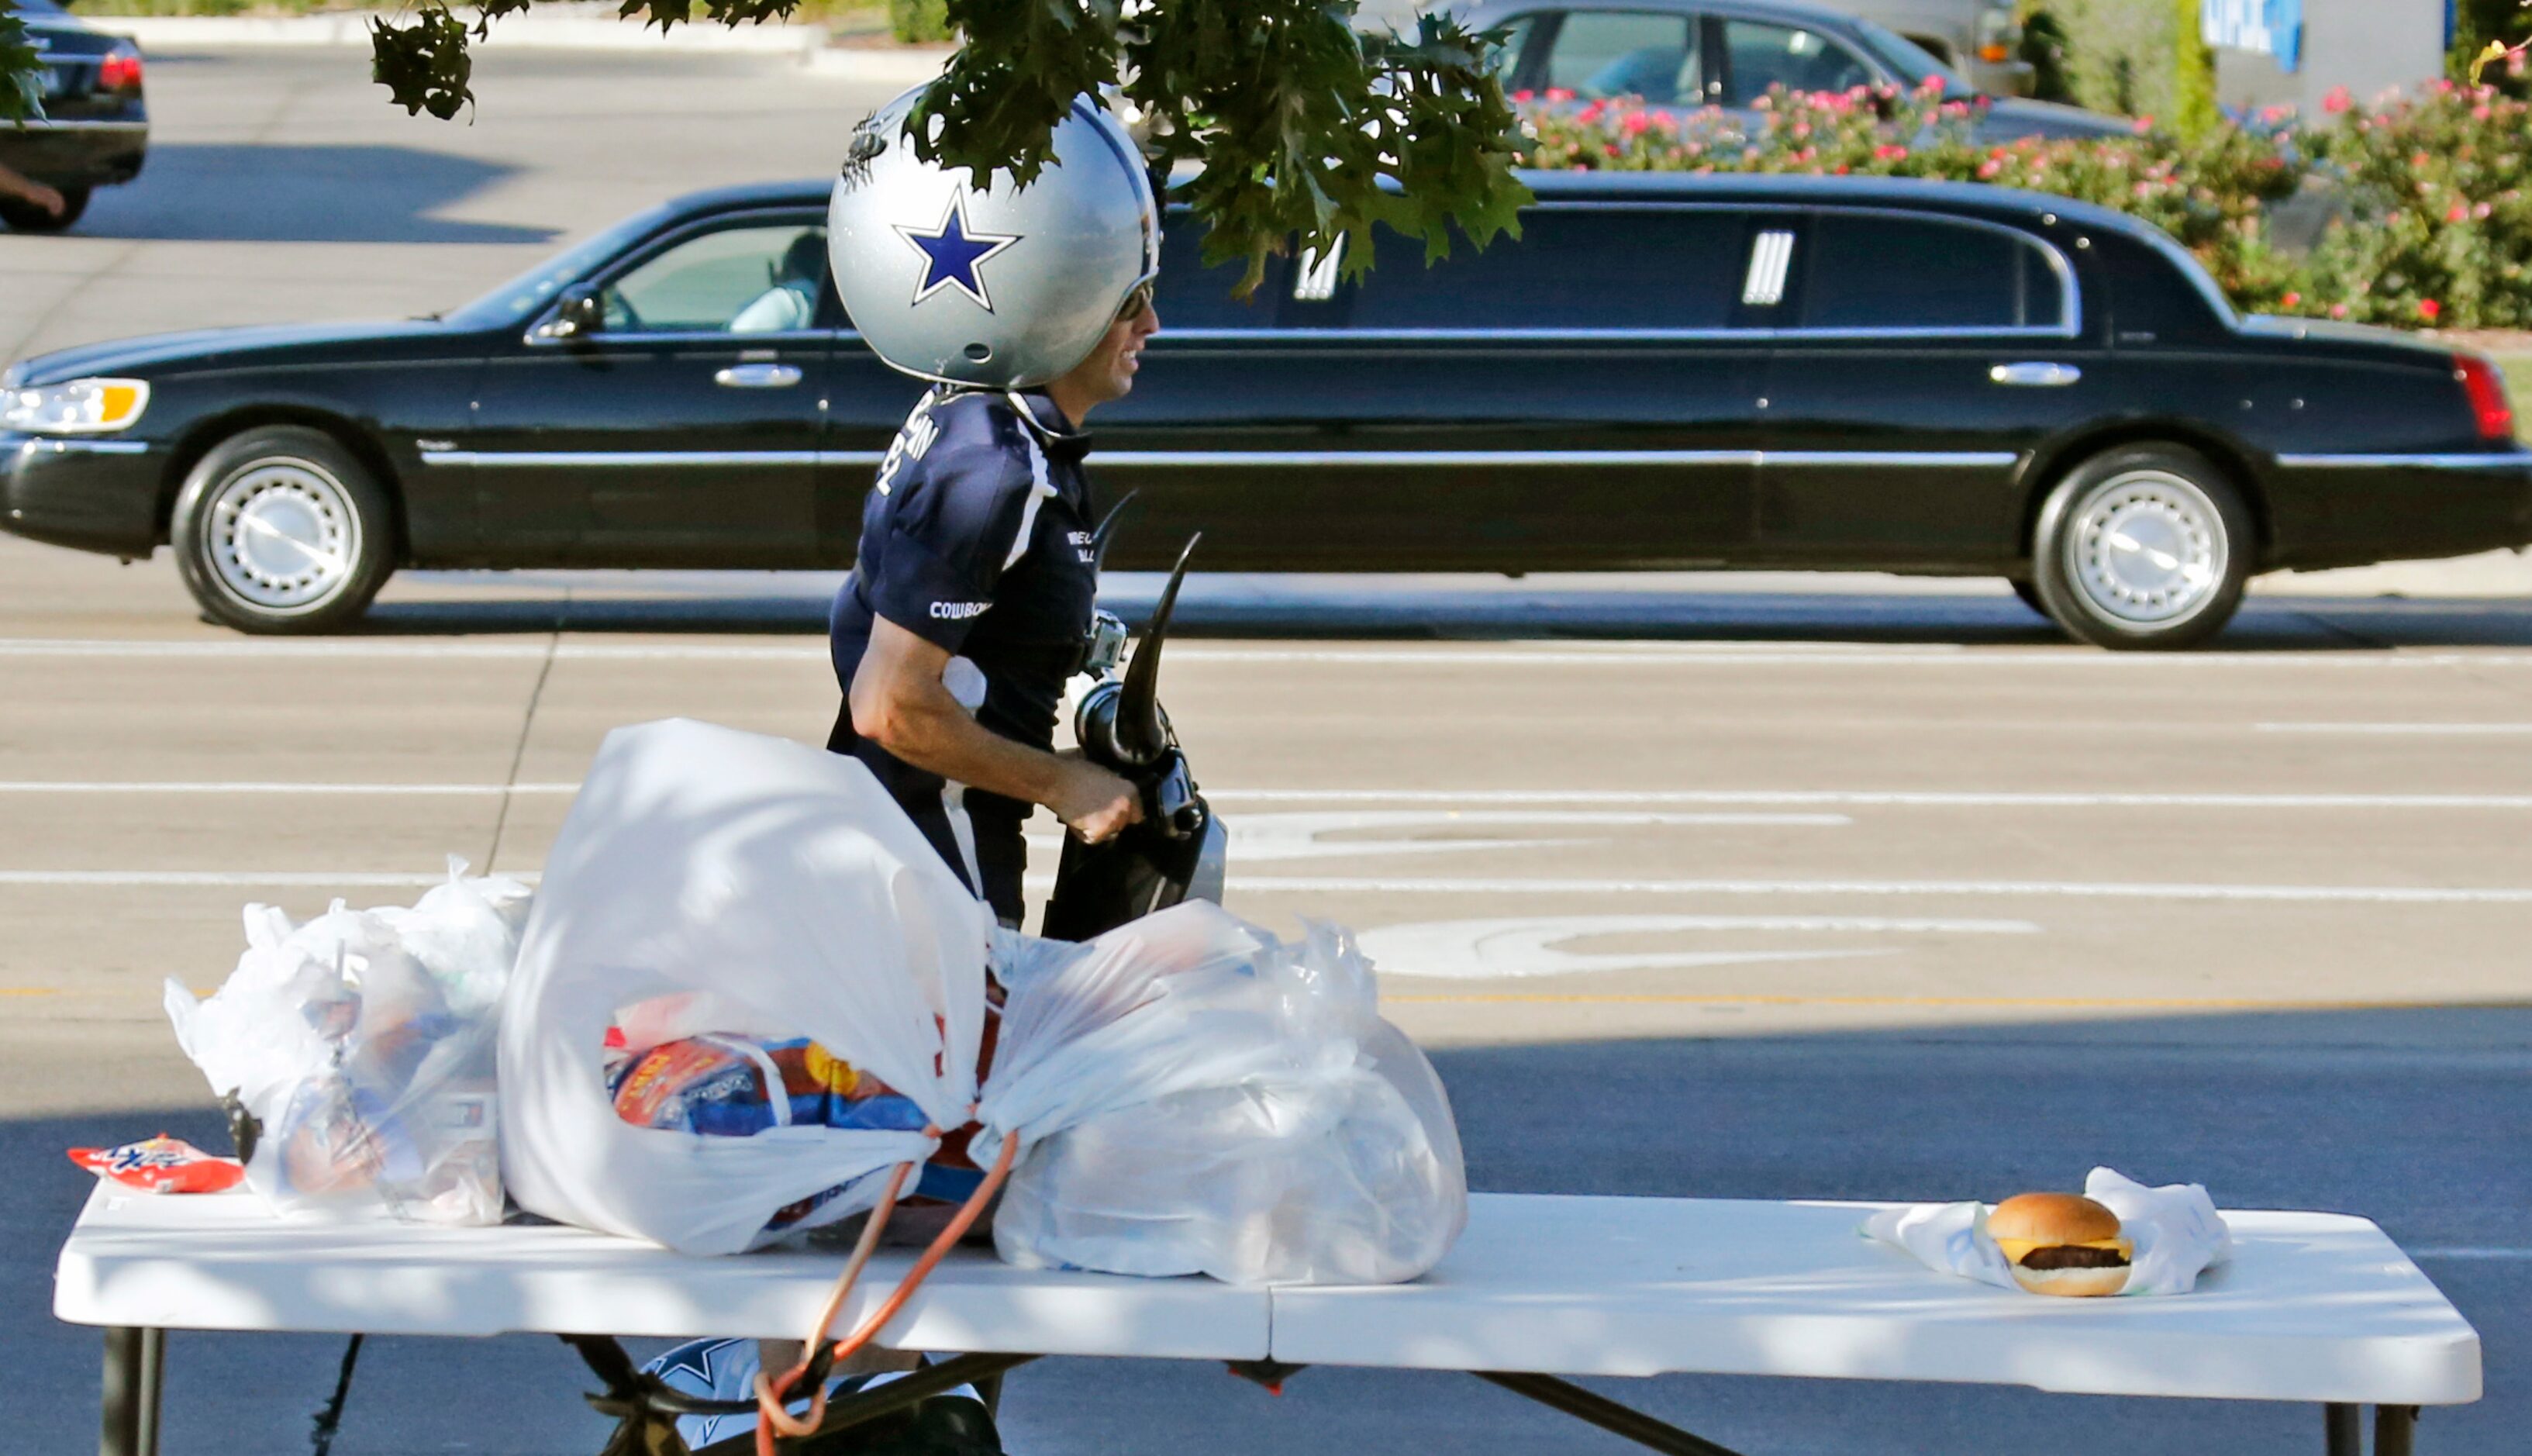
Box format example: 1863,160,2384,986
1154,216,1285,329
599,222,828,334
1799,215,2067,331
1354,208,1749,331
1540,12,1701,105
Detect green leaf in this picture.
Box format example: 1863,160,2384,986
1,0,45,129
371,9,476,121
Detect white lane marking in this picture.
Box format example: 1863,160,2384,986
9,637,2532,668
1226,809,1847,864
2257,723,2532,735
1209,788,2532,810
1357,913,2037,980
2407,1247,2532,1261
1223,875,2532,905
0,781,581,795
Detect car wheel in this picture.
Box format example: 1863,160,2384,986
171,426,395,634
0,185,91,233
2030,444,2253,650
2006,578,2047,616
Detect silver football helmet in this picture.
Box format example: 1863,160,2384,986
829,88,1159,390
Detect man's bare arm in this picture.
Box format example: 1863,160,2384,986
850,616,1140,842
0,160,62,216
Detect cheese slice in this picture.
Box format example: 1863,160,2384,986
1996,1235,2134,1265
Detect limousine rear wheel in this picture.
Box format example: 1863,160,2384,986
2030,444,2253,650
172,426,395,635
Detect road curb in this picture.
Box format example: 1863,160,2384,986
94,11,951,81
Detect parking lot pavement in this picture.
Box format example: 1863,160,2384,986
4,43,2530,1456
0,45,899,364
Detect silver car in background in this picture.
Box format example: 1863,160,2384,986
1839,0,2030,96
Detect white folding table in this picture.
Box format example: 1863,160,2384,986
54,1186,2481,1456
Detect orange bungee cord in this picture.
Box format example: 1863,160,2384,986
753,1125,1021,1454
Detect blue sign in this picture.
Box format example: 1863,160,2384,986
2203,0,2303,73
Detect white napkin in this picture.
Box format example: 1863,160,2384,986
1861,1167,2232,1296
2081,1167,2232,1295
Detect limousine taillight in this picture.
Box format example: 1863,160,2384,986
2456,354,2516,441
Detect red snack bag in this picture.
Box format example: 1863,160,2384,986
68,1134,246,1195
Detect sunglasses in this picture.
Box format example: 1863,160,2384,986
1114,280,1157,325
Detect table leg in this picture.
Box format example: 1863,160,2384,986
1474,1371,1747,1456
2378,1405,2419,1456
101,1327,164,1456
2324,1403,2361,1456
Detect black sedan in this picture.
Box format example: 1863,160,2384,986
4,171,2528,648
1,0,147,232
1465,0,2130,143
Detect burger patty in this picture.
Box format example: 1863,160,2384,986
2017,1246,2132,1271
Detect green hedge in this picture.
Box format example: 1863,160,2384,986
886,0,950,44
1519,80,2532,330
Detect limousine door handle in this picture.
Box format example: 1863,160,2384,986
714,363,803,389
1989,362,2082,388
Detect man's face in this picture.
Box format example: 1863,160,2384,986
1060,291,1161,411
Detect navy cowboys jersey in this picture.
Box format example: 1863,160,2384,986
827,386,1100,921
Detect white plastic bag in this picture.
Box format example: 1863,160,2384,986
164,858,530,1225
978,902,1468,1285
498,719,996,1256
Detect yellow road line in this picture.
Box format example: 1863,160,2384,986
1383,992,2455,1010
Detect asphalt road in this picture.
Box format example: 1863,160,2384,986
5,43,2532,1456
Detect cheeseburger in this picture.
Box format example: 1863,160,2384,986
1989,1192,2133,1297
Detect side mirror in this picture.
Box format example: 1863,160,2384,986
536,285,604,342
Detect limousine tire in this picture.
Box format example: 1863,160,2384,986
2030,444,2253,651
2006,578,2047,617
172,426,395,635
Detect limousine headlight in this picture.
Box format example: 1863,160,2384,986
1,378,152,434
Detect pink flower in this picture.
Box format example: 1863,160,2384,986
2475,104,2493,121
1978,158,2003,178
2330,302,2350,319
2323,86,2353,114
1753,95,1772,110
2134,181,2154,198
2131,116,2154,135
1923,74,1946,94
2477,201,2495,219
2449,202,2470,223
1603,143,1621,157
1544,88,1575,103
1622,111,1652,136
1792,121,1811,139
1875,143,1909,160
2281,292,2302,309
2419,299,2442,321
1578,101,1606,125
1512,89,1534,104
1832,163,1850,174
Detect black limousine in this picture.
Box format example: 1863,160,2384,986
4,171,2527,647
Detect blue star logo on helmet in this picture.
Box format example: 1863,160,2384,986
895,196,1021,312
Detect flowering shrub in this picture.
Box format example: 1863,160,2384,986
1516,78,2532,331
2295,81,2532,327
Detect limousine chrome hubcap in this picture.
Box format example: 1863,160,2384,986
2067,471,2226,625
208,461,360,611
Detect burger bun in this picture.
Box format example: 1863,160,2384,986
1989,1192,2121,1246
